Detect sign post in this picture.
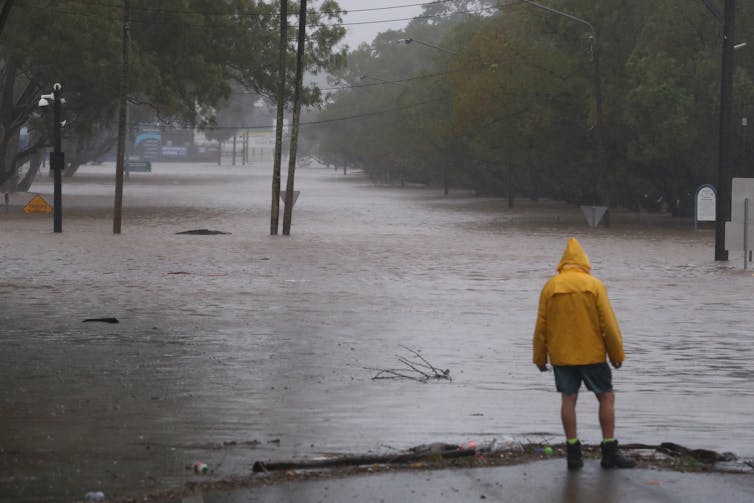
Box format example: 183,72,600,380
745,198,750,269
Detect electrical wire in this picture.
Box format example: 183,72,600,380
15,0,506,30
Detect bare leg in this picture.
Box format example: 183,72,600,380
561,393,579,439
596,391,615,439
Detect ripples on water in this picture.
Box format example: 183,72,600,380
1,163,752,501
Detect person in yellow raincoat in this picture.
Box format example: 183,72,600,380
533,237,635,470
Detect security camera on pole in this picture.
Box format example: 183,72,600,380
38,83,64,233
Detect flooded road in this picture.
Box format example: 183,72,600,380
1,162,752,501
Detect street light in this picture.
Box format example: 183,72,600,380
521,1,604,158
396,38,456,195
38,83,64,233
397,38,458,55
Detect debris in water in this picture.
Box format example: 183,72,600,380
176,229,231,235
83,318,119,324
84,491,105,502
367,345,451,382
252,442,475,473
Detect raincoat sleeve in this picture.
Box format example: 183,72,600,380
532,286,549,367
596,284,624,365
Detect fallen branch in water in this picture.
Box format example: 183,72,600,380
367,345,451,382
253,443,473,473
622,442,736,462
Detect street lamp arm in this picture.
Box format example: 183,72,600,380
521,0,595,36
397,37,457,55
700,0,722,20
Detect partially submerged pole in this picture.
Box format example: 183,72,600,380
113,0,130,234
715,0,735,261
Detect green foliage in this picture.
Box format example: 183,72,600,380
306,0,754,213
0,0,345,186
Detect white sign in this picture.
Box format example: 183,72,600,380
724,178,754,252
695,185,716,222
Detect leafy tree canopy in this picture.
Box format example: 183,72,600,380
0,0,346,188
305,0,754,215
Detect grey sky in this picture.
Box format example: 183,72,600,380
334,0,424,48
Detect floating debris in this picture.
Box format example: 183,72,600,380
253,442,475,473
83,317,119,324
176,229,231,235
367,345,451,382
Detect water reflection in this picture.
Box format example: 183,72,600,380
1,163,752,501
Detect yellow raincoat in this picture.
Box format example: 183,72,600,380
532,237,624,367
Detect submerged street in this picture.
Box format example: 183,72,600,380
1,162,753,501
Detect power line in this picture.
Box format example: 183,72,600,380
303,96,447,125
20,0,458,18
15,0,502,30
152,96,447,131
332,0,453,14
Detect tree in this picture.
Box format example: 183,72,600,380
0,0,346,191
307,0,754,215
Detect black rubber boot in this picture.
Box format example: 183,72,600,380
566,441,583,470
600,440,636,469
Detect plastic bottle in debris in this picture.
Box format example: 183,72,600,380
488,436,519,453
84,491,105,502
193,461,209,474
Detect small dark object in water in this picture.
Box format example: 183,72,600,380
176,229,231,235
83,317,119,324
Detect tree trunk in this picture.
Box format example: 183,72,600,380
282,0,306,235
270,0,287,235
0,0,15,39
15,148,42,192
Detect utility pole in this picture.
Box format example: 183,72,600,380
270,0,287,235
521,2,603,151
37,82,63,232
113,0,130,234
521,1,605,203
715,0,735,261
51,84,63,233
282,0,306,235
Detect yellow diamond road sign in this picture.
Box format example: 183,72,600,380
24,195,53,214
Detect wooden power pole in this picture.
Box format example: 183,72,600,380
715,0,735,261
113,0,130,234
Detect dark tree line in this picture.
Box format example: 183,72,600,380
304,0,754,216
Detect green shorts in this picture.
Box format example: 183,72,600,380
553,363,613,395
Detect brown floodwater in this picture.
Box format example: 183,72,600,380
1,162,752,502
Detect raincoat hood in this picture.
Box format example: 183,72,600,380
556,237,591,273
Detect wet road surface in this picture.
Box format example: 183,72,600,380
1,162,753,501
178,460,754,503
